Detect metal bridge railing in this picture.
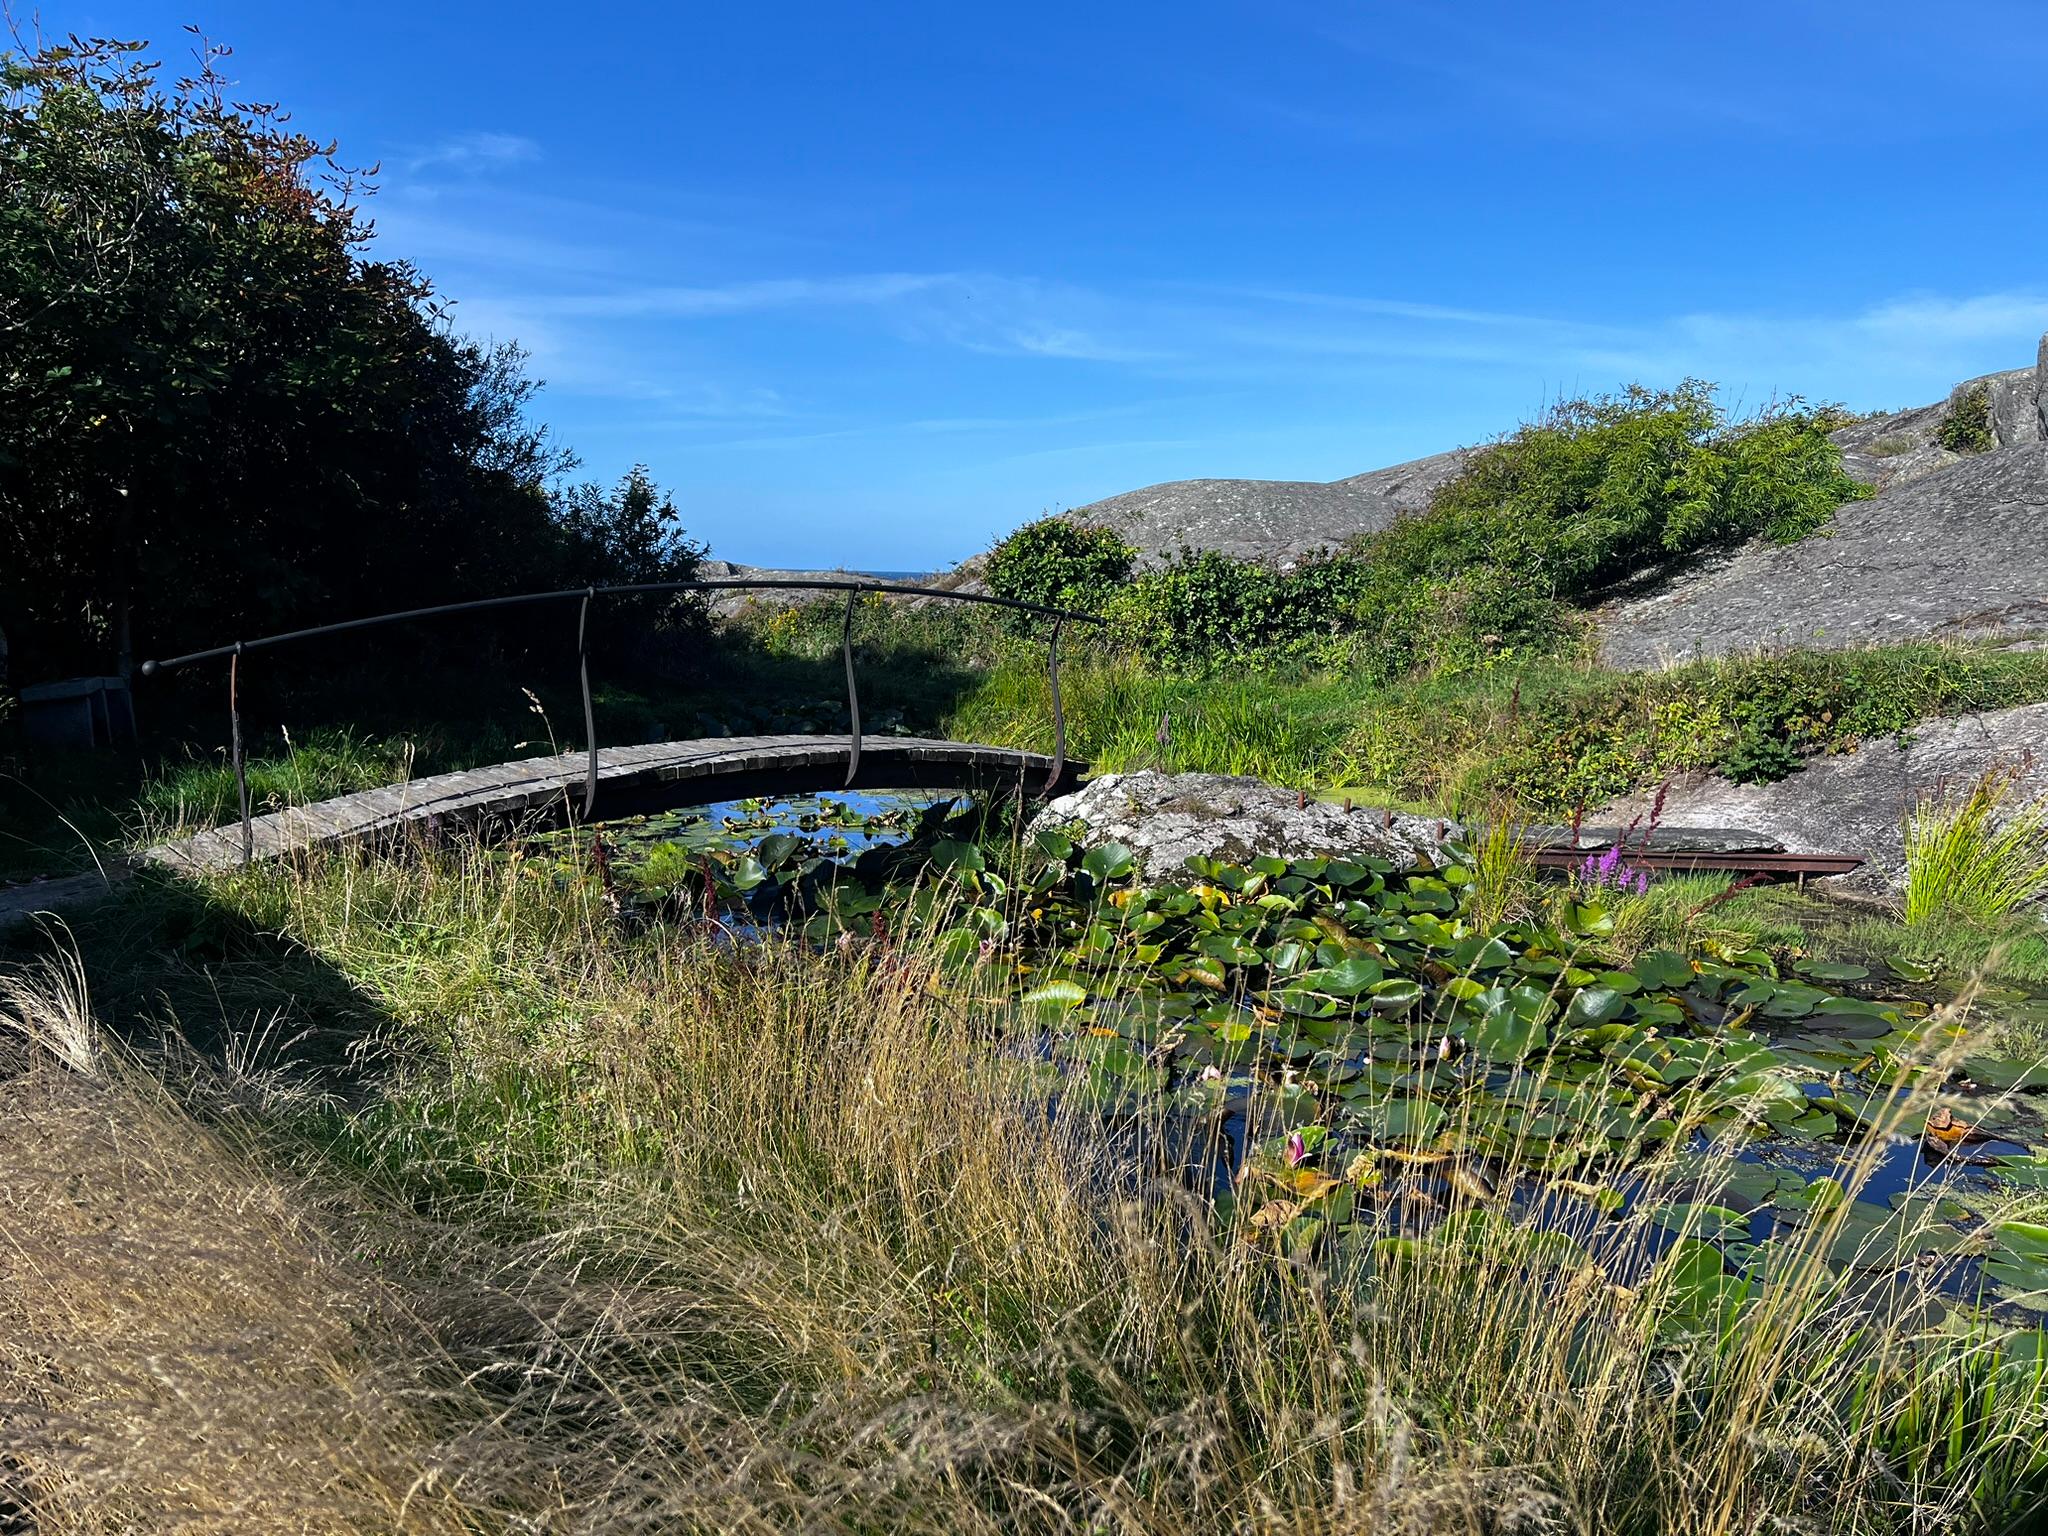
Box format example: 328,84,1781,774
140,578,1108,865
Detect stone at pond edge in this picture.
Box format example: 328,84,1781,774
1596,700,2048,893
1029,772,1459,884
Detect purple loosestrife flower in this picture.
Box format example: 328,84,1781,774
1580,843,1651,895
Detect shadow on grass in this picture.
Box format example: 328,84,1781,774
0,868,392,1099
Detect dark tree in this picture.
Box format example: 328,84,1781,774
0,33,694,687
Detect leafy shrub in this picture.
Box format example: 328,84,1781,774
985,518,1136,616
1717,724,1802,785
1378,382,1866,599
1339,643,2048,815
1937,383,1995,454
0,36,696,680
1105,548,1374,669
1335,383,1864,682
987,384,1867,679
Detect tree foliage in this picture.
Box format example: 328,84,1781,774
0,34,695,684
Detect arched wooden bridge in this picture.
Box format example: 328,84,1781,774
145,733,1083,875
137,575,1102,873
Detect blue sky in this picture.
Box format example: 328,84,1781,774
47,1,2048,567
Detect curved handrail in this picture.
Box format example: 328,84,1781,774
139,576,1108,863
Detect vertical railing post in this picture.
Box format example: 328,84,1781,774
229,643,252,864
1044,616,1068,794
578,588,599,819
841,586,862,788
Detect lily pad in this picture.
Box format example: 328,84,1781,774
1081,842,1136,882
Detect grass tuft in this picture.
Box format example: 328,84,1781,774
1904,765,2048,926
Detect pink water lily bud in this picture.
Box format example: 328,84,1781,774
1285,1130,1308,1166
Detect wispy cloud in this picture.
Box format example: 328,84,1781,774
541,273,947,318
405,131,541,175
428,237,2048,466
522,271,1164,363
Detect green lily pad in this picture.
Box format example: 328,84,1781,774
1469,1008,1548,1063
1450,934,1518,972
1277,987,1340,1019
1634,950,1695,990
1353,1097,1447,1144
1649,1203,1753,1244
1796,960,1870,983
1308,955,1386,995
1022,980,1087,1012
1563,987,1626,1027
1964,1056,2048,1092
1081,842,1136,882
1565,902,1615,938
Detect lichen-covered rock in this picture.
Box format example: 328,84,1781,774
1054,449,1473,571
1060,479,1403,570
1596,702,2048,891
1029,771,1459,883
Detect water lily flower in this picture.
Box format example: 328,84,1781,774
1285,1130,1308,1167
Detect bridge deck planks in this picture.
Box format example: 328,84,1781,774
143,735,1079,875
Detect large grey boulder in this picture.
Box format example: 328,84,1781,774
1596,442,2048,668
1030,771,1458,884
1597,702,2048,892
1052,448,1473,571
1977,341,2047,448
1333,447,1475,512
1827,338,2046,491
1061,478,1405,570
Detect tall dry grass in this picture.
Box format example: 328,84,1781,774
2,841,2045,1533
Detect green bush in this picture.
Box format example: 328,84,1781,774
1904,766,2048,924
984,518,1136,616
1377,382,1865,595
1105,548,1373,669
1937,383,1995,454
1338,643,2048,815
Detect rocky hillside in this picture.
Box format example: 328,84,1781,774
1596,335,2048,668
1058,477,1409,569
721,334,2048,659
1022,335,2048,664
1049,451,1474,571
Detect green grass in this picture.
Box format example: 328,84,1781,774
945,638,2048,817
1905,768,2048,927
7,841,2048,1533
945,651,1361,784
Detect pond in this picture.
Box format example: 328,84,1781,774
525,794,2048,1335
